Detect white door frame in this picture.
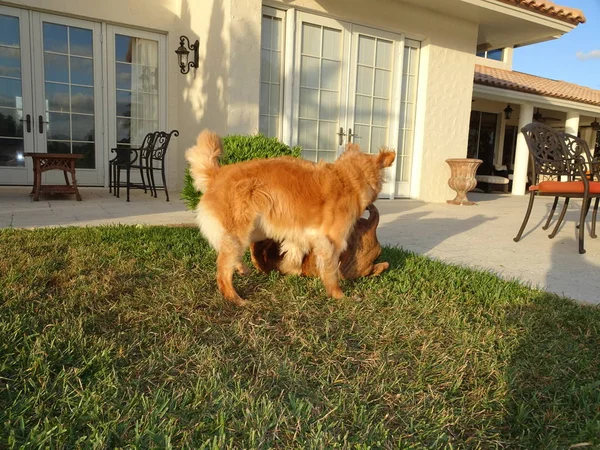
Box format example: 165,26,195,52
345,24,404,198
30,12,104,185
0,5,35,185
105,25,167,187
291,11,351,159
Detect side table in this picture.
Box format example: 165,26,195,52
24,153,84,201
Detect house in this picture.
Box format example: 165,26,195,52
0,0,595,202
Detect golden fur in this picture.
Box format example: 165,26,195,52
186,129,395,305
250,204,389,279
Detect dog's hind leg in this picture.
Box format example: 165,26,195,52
313,236,344,299
216,235,248,306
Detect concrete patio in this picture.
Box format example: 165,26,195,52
1,186,598,305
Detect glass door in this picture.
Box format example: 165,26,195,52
291,13,413,198
346,25,403,198
293,12,349,163
31,13,104,185
0,6,34,185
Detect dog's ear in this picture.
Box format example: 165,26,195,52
344,142,361,153
377,149,396,168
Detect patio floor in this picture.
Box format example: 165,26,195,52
1,186,598,305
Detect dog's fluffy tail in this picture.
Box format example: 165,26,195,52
185,129,222,192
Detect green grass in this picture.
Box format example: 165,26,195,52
1,226,599,449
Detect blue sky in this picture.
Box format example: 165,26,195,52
512,0,600,90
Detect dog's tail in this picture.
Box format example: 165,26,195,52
185,129,222,192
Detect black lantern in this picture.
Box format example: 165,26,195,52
503,104,513,120
591,118,600,131
175,35,199,74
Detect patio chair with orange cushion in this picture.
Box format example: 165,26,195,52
513,122,600,254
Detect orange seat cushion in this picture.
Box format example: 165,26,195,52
537,181,600,194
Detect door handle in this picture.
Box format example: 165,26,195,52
336,127,346,146
19,114,32,133
38,115,48,134
348,127,359,143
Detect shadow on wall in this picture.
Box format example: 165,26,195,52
176,0,227,149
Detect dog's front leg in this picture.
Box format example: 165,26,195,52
314,236,344,299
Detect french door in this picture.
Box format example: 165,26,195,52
292,12,404,198
0,6,103,185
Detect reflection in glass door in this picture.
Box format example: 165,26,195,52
31,13,103,185
0,7,34,185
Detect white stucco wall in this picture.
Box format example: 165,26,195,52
10,0,479,201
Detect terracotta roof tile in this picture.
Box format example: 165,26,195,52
474,64,600,107
494,0,586,24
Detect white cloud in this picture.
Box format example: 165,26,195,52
576,50,600,60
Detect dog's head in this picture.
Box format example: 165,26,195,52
338,143,396,204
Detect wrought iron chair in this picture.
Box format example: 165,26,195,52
109,132,157,199
109,132,158,202
142,130,179,201
554,132,600,240
514,122,600,254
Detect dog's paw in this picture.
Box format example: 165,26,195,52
226,295,248,307
329,287,345,299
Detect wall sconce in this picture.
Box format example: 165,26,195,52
591,118,600,131
175,35,199,74
503,104,513,120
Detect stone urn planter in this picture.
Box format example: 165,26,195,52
445,158,483,206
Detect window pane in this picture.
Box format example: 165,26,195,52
71,86,94,114
70,56,93,85
0,137,24,166
117,117,130,143
0,78,21,108
116,63,132,90
47,112,70,140
47,140,70,153
72,142,95,168
116,90,131,117
69,27,93,57
301,23,321,57
487,48,503,61
72,114,94,141
322,28,340,60
0,15,20,47
358,35,375,66
115,35,159,148
0,47,21,78
43,23,68,53
44,53,69,83
45,82,70,112
115,35,132,62
0,107,23,137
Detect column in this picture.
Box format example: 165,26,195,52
512,103,534,195
565,111,580,136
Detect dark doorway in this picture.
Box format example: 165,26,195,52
467,110,498,175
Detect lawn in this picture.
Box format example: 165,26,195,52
1,226,599,449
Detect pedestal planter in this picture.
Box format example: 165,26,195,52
446,158,483,205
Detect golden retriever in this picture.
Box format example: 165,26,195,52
186,130,395,305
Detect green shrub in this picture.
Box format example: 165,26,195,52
181,134,302,210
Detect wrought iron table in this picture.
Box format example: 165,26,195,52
24,153,83,201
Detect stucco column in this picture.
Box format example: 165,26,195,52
512,103,534,195
564,111,580,136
